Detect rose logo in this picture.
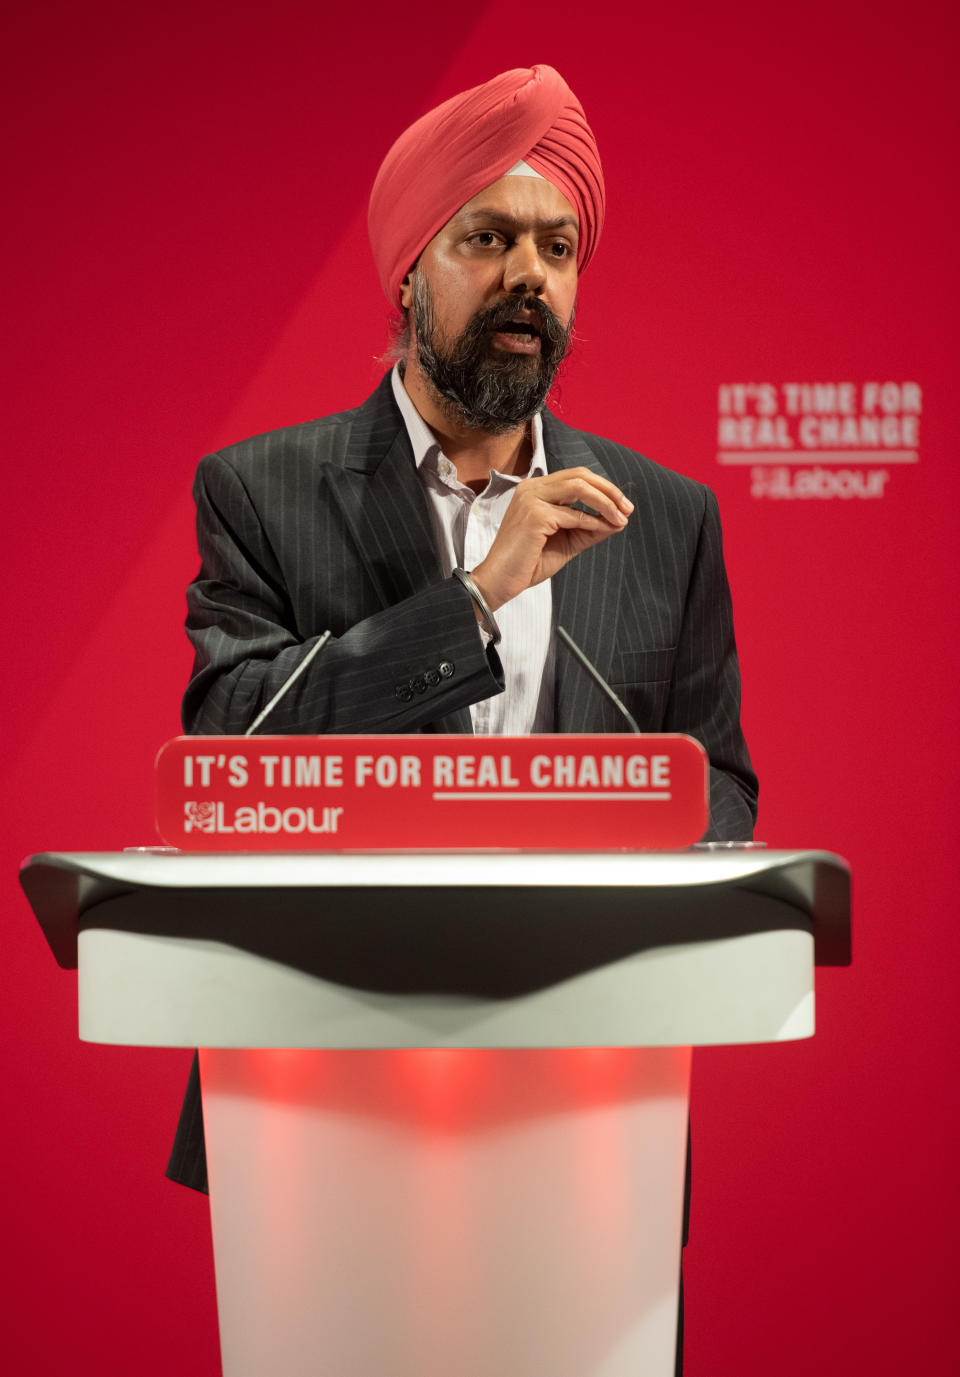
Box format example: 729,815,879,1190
184,801,216,832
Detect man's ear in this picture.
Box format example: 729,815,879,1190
399,272,414,311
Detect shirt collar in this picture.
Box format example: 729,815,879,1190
391,362,547,478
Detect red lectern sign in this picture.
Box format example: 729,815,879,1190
155,734,708,852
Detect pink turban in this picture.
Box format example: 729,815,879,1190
368,65,605,306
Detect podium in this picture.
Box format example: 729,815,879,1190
22,848,850,1377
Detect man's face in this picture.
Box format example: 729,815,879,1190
400,174,579,433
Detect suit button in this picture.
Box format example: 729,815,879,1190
438,661,455,678
411,675,427,694
424,668,440,687
394,684,413,703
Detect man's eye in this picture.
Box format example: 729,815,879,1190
469,232,502,247
548,241,572,258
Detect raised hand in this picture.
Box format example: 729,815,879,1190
470,468,633,610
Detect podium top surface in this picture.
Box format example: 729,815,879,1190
21,848,850,971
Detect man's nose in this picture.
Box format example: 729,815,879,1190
502,237,546,295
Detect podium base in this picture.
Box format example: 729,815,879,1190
200,1046,691,1377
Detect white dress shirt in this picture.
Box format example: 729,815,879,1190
391,364,556,735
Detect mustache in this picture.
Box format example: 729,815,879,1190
461,295,571,363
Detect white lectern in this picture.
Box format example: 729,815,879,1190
22,848,850,1377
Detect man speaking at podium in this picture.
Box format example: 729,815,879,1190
170,65,758,1235
181,64,755,833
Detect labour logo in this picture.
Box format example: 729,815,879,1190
716,380,921,501
184,801,216,832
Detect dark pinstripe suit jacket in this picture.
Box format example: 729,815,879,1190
184,372,756,838
169,373,758,1191
185,371,754,831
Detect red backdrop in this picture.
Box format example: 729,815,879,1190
4,2,958,1372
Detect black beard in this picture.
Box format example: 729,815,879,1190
411,276,573,435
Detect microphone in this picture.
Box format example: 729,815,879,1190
244,630,332,736
556,625,641,734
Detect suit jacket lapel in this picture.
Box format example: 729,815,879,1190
328,375,473,734
542,410,628,732
332,376,443,605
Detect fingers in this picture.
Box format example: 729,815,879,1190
546,502,622,534
468,470,633,612
517,468,633,528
